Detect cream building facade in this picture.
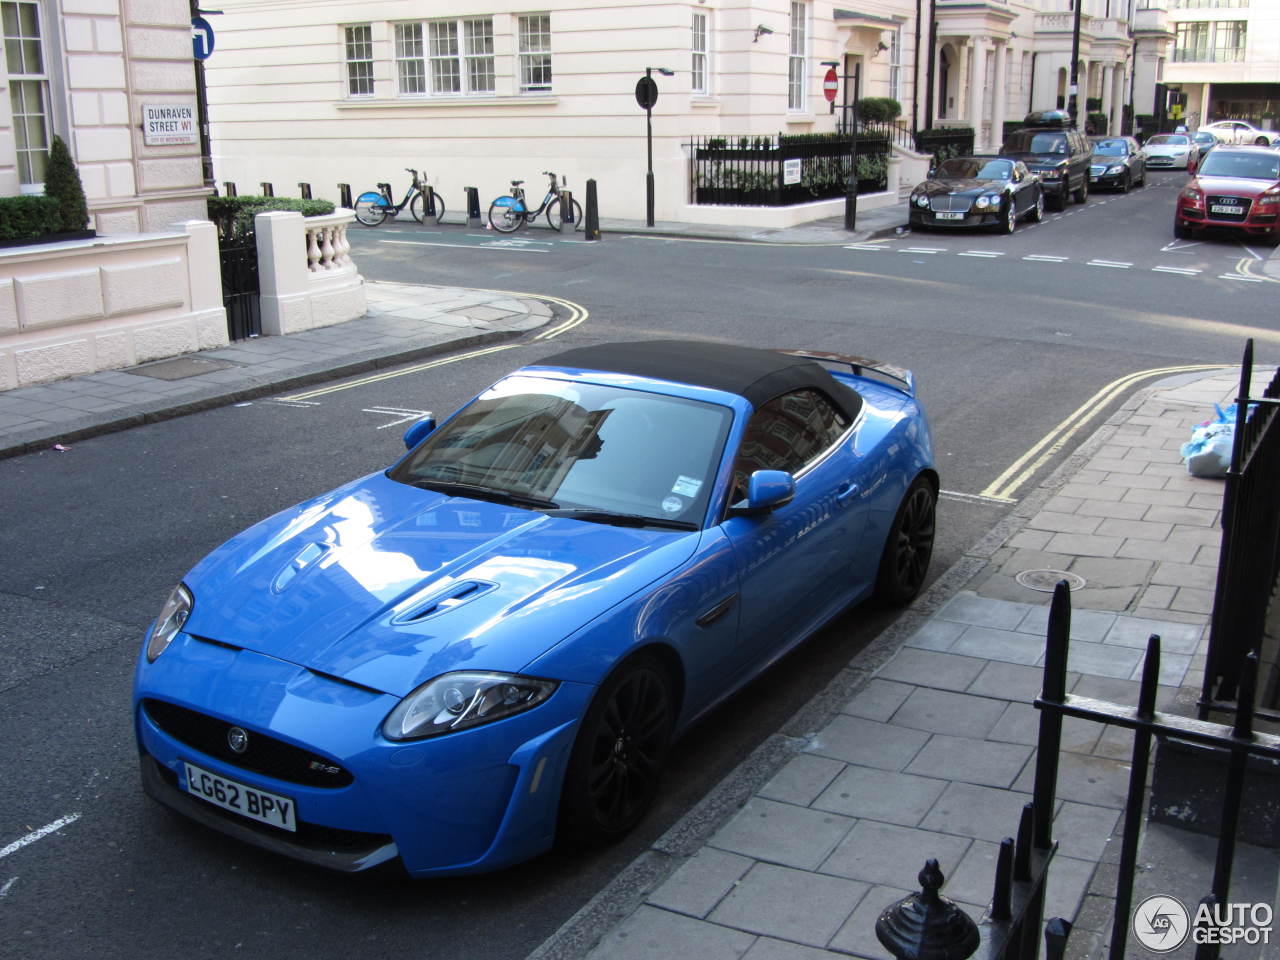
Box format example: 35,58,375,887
203,0,1176,226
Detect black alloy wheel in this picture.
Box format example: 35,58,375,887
874,477,936,605
560,655,674,845
1000,200,1017,234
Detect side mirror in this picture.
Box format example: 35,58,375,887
730,470,796,517
402,415,437,449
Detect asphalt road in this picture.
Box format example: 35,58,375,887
2,170,1277,960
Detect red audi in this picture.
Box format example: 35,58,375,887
1175,145,1280,243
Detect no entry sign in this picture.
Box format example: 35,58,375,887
823,68,839,103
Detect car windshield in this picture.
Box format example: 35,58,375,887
389,375,733,527
1196,151,1280,180
1007,131,1068,154
1147,135,1189,146
937,158,1012,180
1193,133,1216,145
1092,139,1128,156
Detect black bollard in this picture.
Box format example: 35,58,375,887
875,860,979,960
465,186,482,228
260,181,274,197
584,179,600,241
223,181,237,197
422,184,437,220
338,183,352,208
298,182,312,199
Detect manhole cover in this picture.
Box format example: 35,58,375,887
127,356,237,381
1015,569,1086,592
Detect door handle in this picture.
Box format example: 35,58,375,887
836,482,860,503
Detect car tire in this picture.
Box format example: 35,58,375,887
874,476,936,606
1120,172,1131,194
999,201,1017,234
1073,176,1089,204
558,652,675,847
1029,190,1045,223
1255,137,1269,146
1137,166,1146,187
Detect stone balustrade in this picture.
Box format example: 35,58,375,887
255,208,365,337
303,211,354,274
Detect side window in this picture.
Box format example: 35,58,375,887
731,390,849,500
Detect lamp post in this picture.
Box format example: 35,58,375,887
1068,0,1083,127
637,67,673,227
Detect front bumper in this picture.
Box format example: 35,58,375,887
909,208,1003,229
1090,169,1128,188
1176,204,1279,237
134,634,590,876
1146,155,1188,168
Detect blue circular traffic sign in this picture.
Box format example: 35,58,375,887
192,16,215,61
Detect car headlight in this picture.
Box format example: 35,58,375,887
914,194,930,208
147,583,192,662
382,671,558,741
1107,164,1125,175
974,196,990,209
1257,188,1280,207
1042,168,1063,179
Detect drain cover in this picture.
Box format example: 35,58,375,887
1015,569,1086,592
127,356,237,380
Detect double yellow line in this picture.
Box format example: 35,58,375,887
1236,257,1280,284
979,363,1228,502
282,289,589,401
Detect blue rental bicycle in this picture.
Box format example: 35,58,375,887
354,168,445,226
488,171,584,232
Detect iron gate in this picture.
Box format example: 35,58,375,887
219,235,260,341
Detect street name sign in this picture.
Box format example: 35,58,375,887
143,103,198,145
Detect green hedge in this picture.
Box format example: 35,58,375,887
857,98,902,123
207,195,336,239
0,195,61,242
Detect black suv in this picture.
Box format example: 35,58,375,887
1000,110,1092,210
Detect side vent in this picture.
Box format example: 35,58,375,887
393,581,497,625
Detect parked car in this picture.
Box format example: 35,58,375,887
1000,110,1092,210
1190,131,1219,167
1088,136,1146,191
1198,120,1280,147
1174,145,1280,243
133,341,938,876
1144,133,1197,171
909,156,1044,233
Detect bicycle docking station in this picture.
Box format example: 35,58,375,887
465,187,483,229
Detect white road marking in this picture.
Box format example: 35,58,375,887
1088,259,1132,269
363,406,432,429
1162,240,1203,251
900,247,944,254
958,251,1003,258
1023,254,1070,262
844,243,887,250
0,877,16,898
380,239,549,253
0,815,81,860
941,489,1015,505
267,398,321,408
1152,266,1201,275
1221,274,1263,282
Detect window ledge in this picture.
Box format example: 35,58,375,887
690,96,721,109
786,113,817,125
336,95,559,109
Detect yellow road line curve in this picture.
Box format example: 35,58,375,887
980,364,1228,501
281,289,589,400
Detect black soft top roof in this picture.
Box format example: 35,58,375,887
539,340,861,417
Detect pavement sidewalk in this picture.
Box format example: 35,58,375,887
528,368,1280,960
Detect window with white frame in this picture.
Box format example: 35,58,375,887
3,0,51,186
518,14,551,93
344,24,374,97
887,26,902,102
692,10,709,95
424,17,495,95
788,2,808,112
395,23,426,94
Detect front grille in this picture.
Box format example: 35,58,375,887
930,195,971,213
1206,195,1250,222
143,699,354,788
151,762,388,854
1090,164,1106,176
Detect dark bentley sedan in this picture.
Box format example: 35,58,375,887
908,156,1045,234
1089,136,1146,192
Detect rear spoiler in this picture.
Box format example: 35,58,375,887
777,349,916,398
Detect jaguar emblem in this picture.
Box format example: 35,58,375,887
226,726,249,754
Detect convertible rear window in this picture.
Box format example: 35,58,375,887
390,376,733,526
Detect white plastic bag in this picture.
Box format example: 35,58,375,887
1180,404,1235,478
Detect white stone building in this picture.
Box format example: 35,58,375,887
202,0,1177,226
0,0,222,390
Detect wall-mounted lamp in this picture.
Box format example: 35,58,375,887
753,24,774,42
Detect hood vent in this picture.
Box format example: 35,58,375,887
393,580,497,625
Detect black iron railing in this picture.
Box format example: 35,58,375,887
688,132,890,207
914,128,976,163
1203,340,1280,717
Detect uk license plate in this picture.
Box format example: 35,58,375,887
182,761,297,832
936,212,964,221
1211,204,1243,215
